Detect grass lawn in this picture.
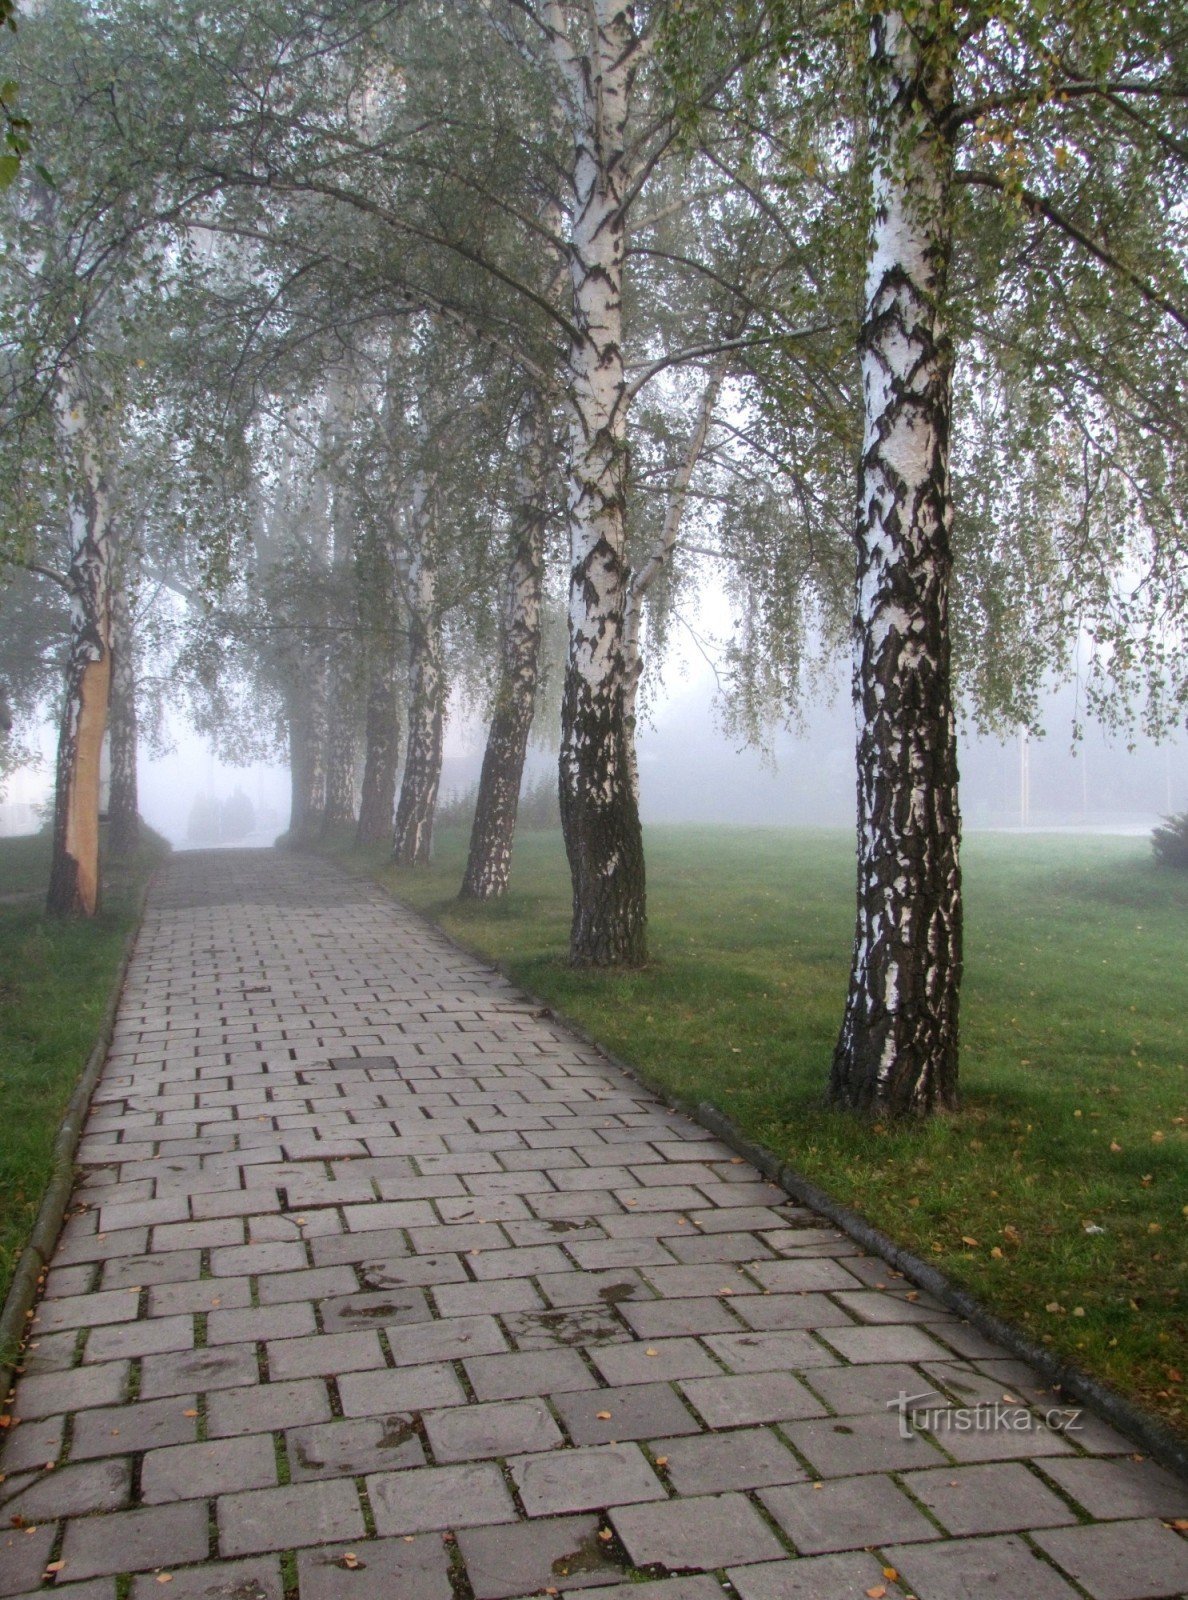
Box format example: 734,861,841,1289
0,829,168,1309
326,823,1188,1437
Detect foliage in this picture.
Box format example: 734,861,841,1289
1151,810,1188,872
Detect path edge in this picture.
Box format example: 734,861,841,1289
348,864,1188,1484
0,869,155,1373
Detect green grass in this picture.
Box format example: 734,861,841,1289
0,828,168,1308
324,824,1188,1437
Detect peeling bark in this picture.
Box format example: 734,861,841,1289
461,390,549,900
322,373,361,836
357,647,403,846
552,2,648,966
831,7,962,1117
47,369,115,918
287,658,329,841
107,545,140,858
392,468,445,867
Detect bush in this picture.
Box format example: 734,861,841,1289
1151,809,1188,871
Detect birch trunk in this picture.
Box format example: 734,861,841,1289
287,660,329,840
356,648,402,846
321,374,360,835
830,7,961,1117
460,391,549,900
107,544,139,858
392,470,444,866
623,360,725,804
552,2,647,966
47,372,115,917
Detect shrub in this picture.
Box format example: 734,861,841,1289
1151,809,1188,871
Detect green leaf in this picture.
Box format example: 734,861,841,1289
0,80,18,103
0,153,20,188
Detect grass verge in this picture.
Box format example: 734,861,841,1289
323,823,1188,1438
0,828,168,1307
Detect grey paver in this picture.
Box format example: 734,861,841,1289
610,1491,786,1570
296,1535,453,1600
552,1383,701,1445
288,1416,426,1479
903,1460,1079,1535
652,1426,805,1494
759,1472,939,1553
1031,1519,1188,1600
141,1434,278,1503
337,1362,466,1416
780,1408,946,1475
886,1533,1082,1600
456,1514,624,1598
679,1371,826,1427
59,1501,211,1579
423,1397,562,1462
727,1552,912,1599
1038,1456,1188,1520
0,1524,57,1598
217,1480,366,1556
129,1558,282,1600
508,1440,666,1515
206,1378,332,1437
366,1461,516,1534
0,1455,130,1518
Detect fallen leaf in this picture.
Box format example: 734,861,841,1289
1110,1141,1122,1153
865,1588,887,1599
0,1417,10,1429
960,1236,979,1248
596,1411,612,1421
156,1576,173,1585
990,1247,1004,1259
1172,1518,1188,1531
340,1554,360,1570
645,1348,659,1357
883,1569,899,1583
182,1410,198,1419
597,1530,613,1543
654,1456,668,1467
44,1562,65,1574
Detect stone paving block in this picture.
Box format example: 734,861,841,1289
679,1373,826,1428
746,1258,864,1294
903,1461,1079,1535
139,1344,258,1400
205,1301,317,1345
218,1479,366,1556
643,1264,754,1298
296,1534,453,1600
12,1361,130,1419
534,1268,653,1309
141,1434,278,1503
1032,1518,1188,1600
620,1296,740,1338
366,1461,516,1534
149,1278,253,1317
464,1348,593,1402
206,1378,332,1438
665,1230,773,1264
652,1426,805,1494
885,1532,1082,1600
760,1472,938,1554
384,1313,508,1365
610,1491,785,1571
31,1289,141,1333
726,1552,911,1599
780,1408,945,1476
337,1363,466,1417
817,1323,953,1365
509,1441,666,1515
702,1330,839,1373
60,1500,211,1579
588,1337,720,1387
318,1289,431,1332
287,1416,425,1479
354,1252,467,1288
423,1397,562,1462
0,1523,56,1597
129,1557,282,1600
503,1307,630,1349
256,1265,359,1304
430,1278,543,1318
265,1329,384,1381
456,1513,623,1598
83,1312,196,1364
0,1456,130,1519
832,1289,942,1325
1039,1456,1188,1520
209,1241,308,1277
552,1383,700,1446
800,1360,928,1416
0,1414,63,1475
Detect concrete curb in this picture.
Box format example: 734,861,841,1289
334,853,1188,1485
0,870,155,1373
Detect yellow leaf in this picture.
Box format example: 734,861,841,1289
961,1236,979,1248
596,1412,612,1421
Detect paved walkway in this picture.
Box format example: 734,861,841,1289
2,850,1186,1600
